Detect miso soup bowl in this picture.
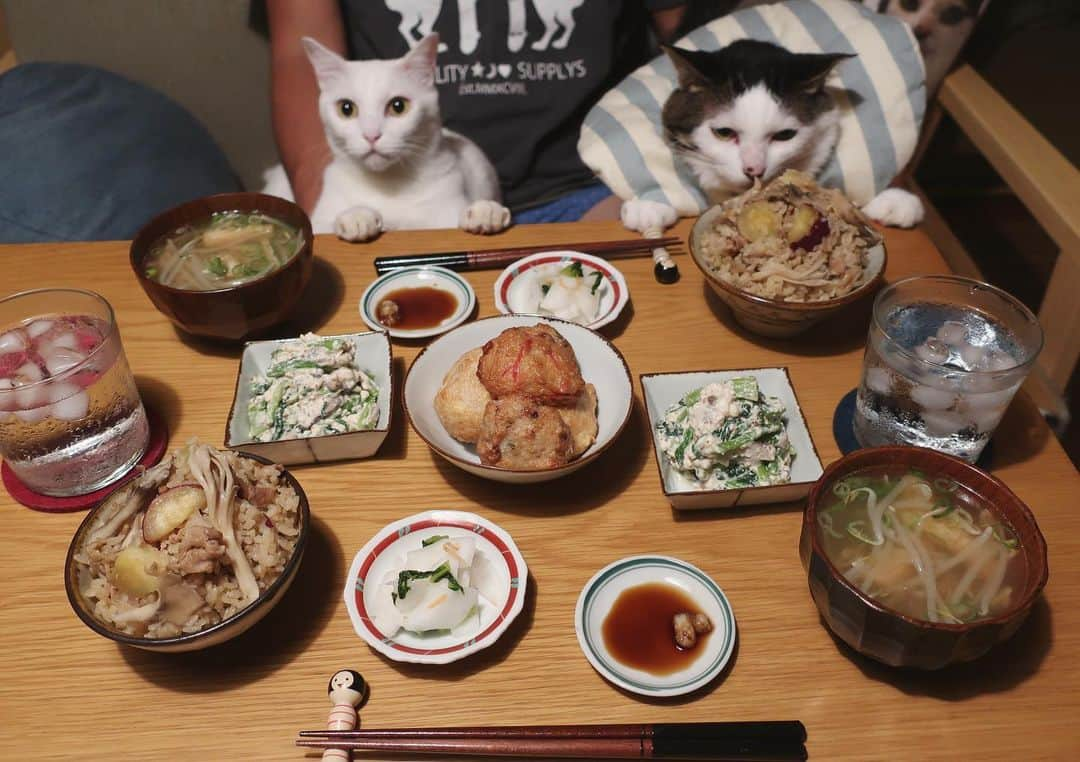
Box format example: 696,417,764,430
64,452,310,653
800,446,1048,670
130,192,314,342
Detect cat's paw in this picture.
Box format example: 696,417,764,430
334,206,383,242
460,200,511,235
862,188,924,228
620,199,678,235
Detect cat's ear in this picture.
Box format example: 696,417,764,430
402,34,440,87
791,52,853,93
662,45,710,92
302,37,347,84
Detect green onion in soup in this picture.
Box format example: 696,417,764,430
144,211,303,290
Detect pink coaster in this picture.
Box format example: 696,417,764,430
2,407,169,513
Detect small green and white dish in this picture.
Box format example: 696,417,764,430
575,555,736,698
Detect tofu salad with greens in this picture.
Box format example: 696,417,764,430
247,334,380,442
656,377,794,490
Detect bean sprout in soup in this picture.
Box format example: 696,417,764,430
817,467,1025,624
144,211,302,290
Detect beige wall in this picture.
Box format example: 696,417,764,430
2,0,276,189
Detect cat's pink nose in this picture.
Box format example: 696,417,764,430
743,165,765,179
363,130,382,146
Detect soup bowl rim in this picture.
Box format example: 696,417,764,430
803,445,1048,632
128,191,313,297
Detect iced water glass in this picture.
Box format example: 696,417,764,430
0,288,150,496
853,275,1043,462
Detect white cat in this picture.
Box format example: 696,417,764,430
263,35,509,242
621,41,924,234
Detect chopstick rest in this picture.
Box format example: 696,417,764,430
322,670,368,762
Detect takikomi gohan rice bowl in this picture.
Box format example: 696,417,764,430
65,440,309,652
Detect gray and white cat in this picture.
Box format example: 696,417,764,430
263,35,509,242
621,40,924,234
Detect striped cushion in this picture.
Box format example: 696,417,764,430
578,0,925,212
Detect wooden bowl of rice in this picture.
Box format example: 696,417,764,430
689,196,886,339
64,447,309,652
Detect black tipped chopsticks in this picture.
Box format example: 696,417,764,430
296,721,807,760
373,237,682,275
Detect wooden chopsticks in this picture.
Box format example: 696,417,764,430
296,721,807,760
373,237,682,275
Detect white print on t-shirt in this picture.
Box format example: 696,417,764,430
385,1,441,49
517,0,585,51
436,58,585,84
385,0,584,54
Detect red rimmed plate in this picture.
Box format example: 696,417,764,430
493,251,629,330
343,510,528,664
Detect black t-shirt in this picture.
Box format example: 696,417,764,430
340,1,681,211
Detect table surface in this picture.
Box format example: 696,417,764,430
1,221,1077,762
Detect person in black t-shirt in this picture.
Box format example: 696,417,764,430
266,0,686,224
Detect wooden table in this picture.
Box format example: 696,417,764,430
1,221,1077,761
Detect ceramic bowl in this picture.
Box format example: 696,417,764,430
224,331,393,465
344,510,528,664
800,446,1049,669
403,315,633,484
130,192,314,342
688,204,886,338
575,555,736,697
492,251,630,330
360,266,476,339
64,451,310,652
641,368,824,510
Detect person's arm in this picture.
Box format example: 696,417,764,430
649,3,687,44
266,0,347,214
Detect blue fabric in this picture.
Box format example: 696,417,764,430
512,183,613,225
0,63,241,243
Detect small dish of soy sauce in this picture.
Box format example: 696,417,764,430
360,266,476,340
575,555,736,697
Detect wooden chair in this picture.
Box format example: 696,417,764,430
910,65,1080,430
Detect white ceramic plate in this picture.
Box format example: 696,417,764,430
359,266,476,339
575,555,736,697
640,368,824,510
403,315,633,484
224,331,392,465
344,510,528,665
492,251,630,330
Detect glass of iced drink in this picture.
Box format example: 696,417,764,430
0,289,150,496
854,275,1043,462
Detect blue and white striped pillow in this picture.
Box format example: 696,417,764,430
579,0,925,213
